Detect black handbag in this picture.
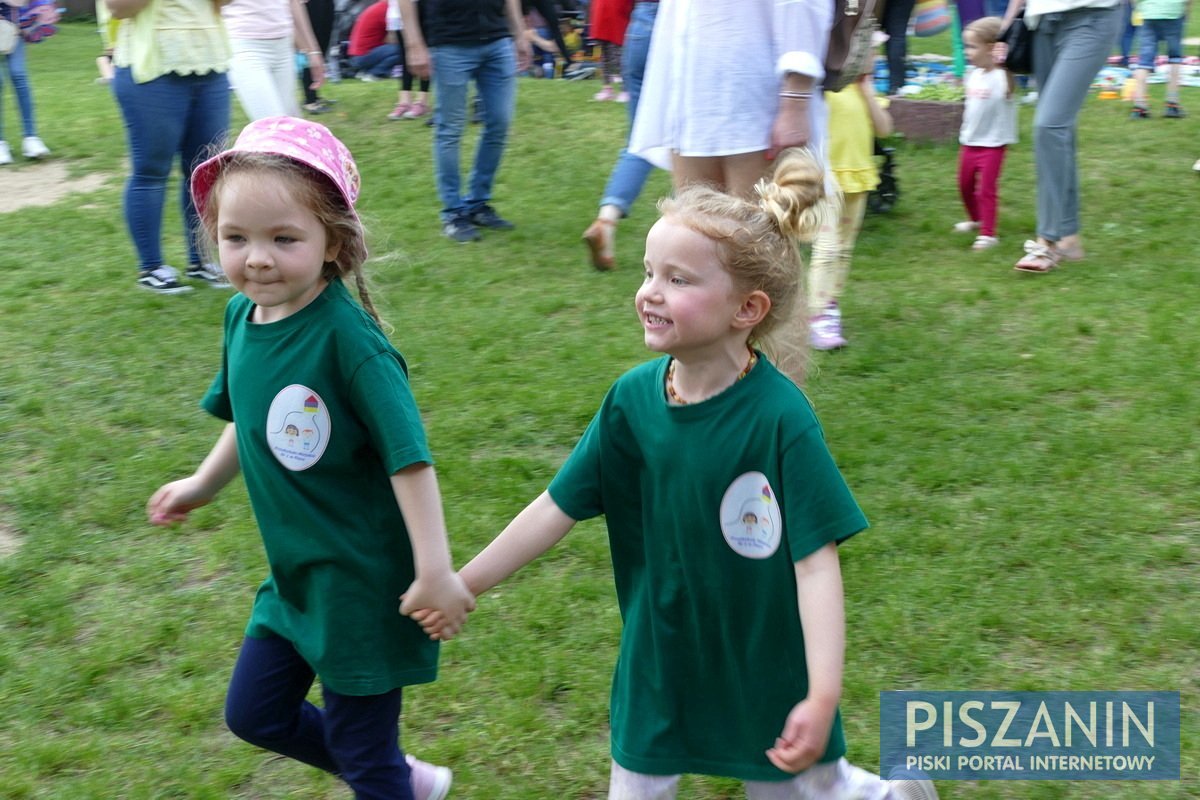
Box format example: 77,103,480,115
999,12,1034,75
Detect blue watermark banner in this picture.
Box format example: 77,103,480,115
881,691,1180,780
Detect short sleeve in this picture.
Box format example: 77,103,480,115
781,423,868,561
348,351,432,474
547,410,605,522
773,0,834,79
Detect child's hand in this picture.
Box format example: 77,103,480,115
765,697,837,773
399,571,475,641
146,476,215,526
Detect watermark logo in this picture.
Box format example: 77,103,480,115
881,691,1180,780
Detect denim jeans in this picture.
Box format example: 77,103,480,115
429,38,516,220
1031,5,1120,241
0,37,38,139
225,635,414,800
599,1,658,215
352,43,401,79
112,67,230,271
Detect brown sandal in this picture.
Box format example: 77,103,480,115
582,218,616,271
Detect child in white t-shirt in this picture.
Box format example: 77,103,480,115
954,16,1017,252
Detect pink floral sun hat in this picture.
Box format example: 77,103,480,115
191,116,362,221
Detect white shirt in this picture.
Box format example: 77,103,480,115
960,67,1017,147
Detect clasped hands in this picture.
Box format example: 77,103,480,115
399,570,475,641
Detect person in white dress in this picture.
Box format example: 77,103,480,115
629,0,833,197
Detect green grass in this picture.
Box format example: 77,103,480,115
0,22,1197,799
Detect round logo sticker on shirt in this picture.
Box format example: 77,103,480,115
265,384,331,471
719,471,782,559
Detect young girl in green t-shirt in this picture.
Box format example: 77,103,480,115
146,116,471,800
415,149,938,800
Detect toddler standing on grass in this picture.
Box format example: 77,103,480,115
146,117,472,800
1129,0,1189,119
415,149,937,800
953,16,1017,252
808,71,894,351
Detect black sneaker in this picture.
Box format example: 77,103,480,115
468,204,515,230
137,265,193,295
1164,102,1185,119
1130,105,1150,119
442,216,481,243
186,262,233,288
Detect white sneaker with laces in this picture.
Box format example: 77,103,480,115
972,235,999,251
22,136,50,159
137,265,193,295
186,262,233,288
0,141,12,165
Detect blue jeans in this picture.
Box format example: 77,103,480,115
430,38,516,221
0,37,38,139
352,44,401,78
112,67,230,271
225,635,414,800
599,1,658,215
1031,6,1121,241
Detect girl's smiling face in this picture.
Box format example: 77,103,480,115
635,217,747,360
216,172,340,324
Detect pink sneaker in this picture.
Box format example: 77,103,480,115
407,754,452,800
810,312,847,351
403,101,430,119
388,102,411,120
616,91,630,103
593,85,615,101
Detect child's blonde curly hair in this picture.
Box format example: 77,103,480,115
657,148,834,384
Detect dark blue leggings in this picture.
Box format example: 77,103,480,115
224,635,413,800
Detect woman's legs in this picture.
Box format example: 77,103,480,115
228,36,301,120
2,39,39,138
882,0,917,95
179,72,230,267
1030,6,1121,246
300,0,335,104
672,151,771,199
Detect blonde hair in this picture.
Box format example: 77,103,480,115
197,153,382,324
965,16,1003,46
658,148,833,384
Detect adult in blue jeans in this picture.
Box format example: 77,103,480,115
997,0,1121,273
0,3,53,165
581,0,658,271
106,0,232,294
399,0,531,243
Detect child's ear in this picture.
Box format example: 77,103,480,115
324,237,342,266
733,290,771,330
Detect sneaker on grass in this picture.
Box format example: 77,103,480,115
406,754,452,800
186,262,233,288
810,311,847,351
468,204,514,230
443,216,481,243
137,265,193,295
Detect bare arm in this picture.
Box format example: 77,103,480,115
461,491,576,596
860,76,893,138
505,0,532,72
392,464,475,638
289,0,326,88
146,423,241,525
766,542,845,773
397,0,429,78
769,0,833,157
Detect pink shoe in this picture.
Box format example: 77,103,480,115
616,91,630,103
388,102,411,120
403,101,429,119
593,85,615,101
810,310,847,350
407,754,452,800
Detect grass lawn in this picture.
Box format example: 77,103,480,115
0,20,1196,800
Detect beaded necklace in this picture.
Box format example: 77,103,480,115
665,348,758,406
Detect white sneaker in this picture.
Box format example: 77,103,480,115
1193,158,1200,172
972,234,999,251
0,141,11,165
22,136,50,159
952,220,980,233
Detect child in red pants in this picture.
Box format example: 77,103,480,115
954,17,1016,251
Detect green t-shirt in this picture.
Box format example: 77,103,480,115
202,279,438,695
548,355,868,782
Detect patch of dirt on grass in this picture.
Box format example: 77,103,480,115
0,162,112,214
0,521,21,560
